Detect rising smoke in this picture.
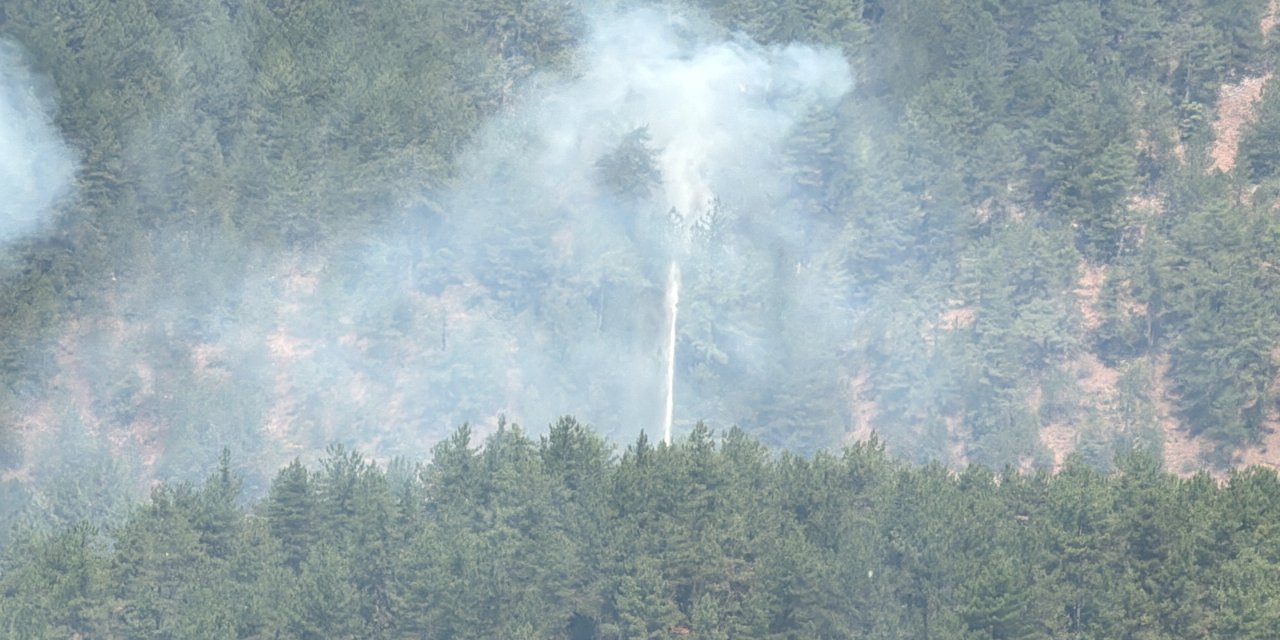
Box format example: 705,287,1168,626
428,6,853,443
11,6,857,497
0,40,75,243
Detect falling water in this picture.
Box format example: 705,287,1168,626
662,260,681,445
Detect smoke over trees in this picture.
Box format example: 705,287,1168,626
0,0,1278,538
0,40,74,243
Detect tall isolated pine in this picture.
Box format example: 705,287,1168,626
266,459,317,571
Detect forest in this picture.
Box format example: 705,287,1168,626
4,421,1280,638
1,0,1280,584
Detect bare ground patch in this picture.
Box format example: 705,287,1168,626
1209,74,1272,173
845,373,878,445
1263,0,1278,40
1039,421,1078,471
1075,261,1106,331
1148,356,1214,476
944,415,969,468
1235,348,1280,470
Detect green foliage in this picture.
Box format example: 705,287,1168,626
1132,181,1280,456
0,0,1277,532
266,458,316,571
1,0,1273,629
597,127,663,203
6,428,1280,638
1240,76,1280,182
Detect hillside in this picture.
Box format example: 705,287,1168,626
2,0,1280,534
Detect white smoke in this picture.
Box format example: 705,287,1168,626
8,6,858,490
471,7,851,238
441,7,854,438
0,40,75,243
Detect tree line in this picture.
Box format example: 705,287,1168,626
4,419,1279,638
1,0,1280,537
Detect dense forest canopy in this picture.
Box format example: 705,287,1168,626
0,0,1279,539
4,422,1280,638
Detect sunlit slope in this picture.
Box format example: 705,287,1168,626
0,0,1279,537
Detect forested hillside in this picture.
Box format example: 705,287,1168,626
2,0,1280,537
4,422,1280,638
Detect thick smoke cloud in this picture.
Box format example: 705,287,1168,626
424,7,854,442
459,8,850,240
0,41,74,242
13,6,857,493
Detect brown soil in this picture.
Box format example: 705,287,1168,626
1128,193,1164,218
1075,352,1121,399
267,329,311,362
1263,0,1278,40
264,336,306,445
945,415,969,468
1054,353,1117,464
52,321,103,438
1149,356,1213,476
259,256,324,446
1209,74,1271,173
1235,349,1280,470
845,373,877,444
264,394,300,442
937,306,975,331
1237,422,1280,472
123,417,165,473
1039,421,1078,471
1075,261,1106,331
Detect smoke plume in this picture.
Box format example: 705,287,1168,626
427,7,853,442
12,6,856,497
0,40,74,243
